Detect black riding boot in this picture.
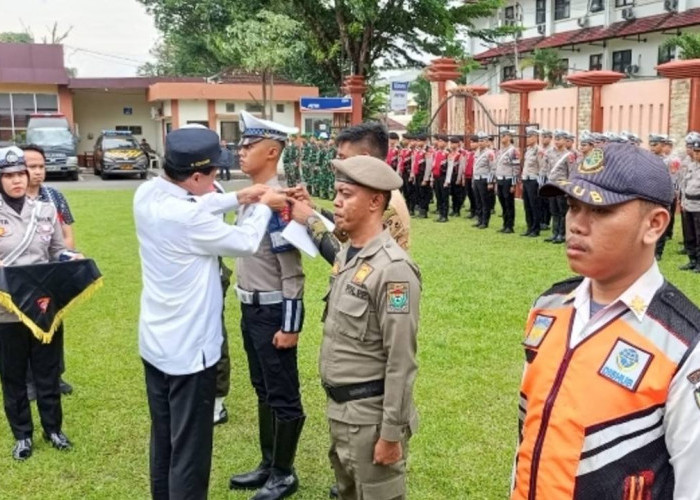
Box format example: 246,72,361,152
230,403,275,490
252,416,306,500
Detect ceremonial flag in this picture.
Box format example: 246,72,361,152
0,260,103,343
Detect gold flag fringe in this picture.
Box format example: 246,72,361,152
0,276,104,343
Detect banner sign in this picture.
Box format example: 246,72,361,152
389,82,410,112
300,97,352,113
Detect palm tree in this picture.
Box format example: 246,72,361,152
661,32,700,60
520,48,567,88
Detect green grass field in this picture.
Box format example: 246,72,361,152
1,189,699,499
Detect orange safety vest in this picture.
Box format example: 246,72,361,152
512,277,699,500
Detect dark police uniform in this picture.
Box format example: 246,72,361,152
322,155,421,500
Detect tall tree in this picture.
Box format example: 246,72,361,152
0,32,34,43
662,33,700,60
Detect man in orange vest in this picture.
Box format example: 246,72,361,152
512,143,700,499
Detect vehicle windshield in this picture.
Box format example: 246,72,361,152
26,128,74,147
104,137,139,149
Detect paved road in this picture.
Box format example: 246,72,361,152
45,169,254,192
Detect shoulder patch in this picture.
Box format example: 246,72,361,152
647,282,700,348
352,263,374,285
387,282,410,314
524,314,555,348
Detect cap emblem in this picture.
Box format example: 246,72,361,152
579,148,604,174
5,152,18,165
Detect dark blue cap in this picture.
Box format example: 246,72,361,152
540,143,674,207
165,128,221,171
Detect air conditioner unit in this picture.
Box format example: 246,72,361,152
625,64,640,75
577,16,590,28
537,23,546,35
622,7,635,20
664,0,678,11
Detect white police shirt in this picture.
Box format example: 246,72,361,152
134,176,271,375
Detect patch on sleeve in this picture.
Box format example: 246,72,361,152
352,263,374,285
687,369,700,410
523,314,555,348
598,339,653,392
386,282,409,314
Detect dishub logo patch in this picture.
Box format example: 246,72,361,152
36,297,51,314
599,339,653,391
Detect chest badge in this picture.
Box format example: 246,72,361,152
331,261,340,276
629,295,647,316
524,314,555,348
599,339,653,391
352,263,374,285
387,282,409,314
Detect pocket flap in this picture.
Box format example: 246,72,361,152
336,295,369,318
361,474,405,499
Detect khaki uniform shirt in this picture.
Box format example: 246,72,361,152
547,148,575,182
0,198,66,323
522,145,545,179
495,144,520,179
320,229,421,441
472,147,496,180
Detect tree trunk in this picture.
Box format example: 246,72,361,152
269,72,275,121
262,69,268,119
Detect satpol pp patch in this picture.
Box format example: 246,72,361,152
524,314,555,348
598,339,653,392
386,282,409,314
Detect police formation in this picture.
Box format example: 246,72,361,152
387,128,700,268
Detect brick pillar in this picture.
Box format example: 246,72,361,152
57,85,74,128
657,59,700,145
499,79,547,150
342,75,367,125
207,100,216,131
426,58,461,134
171,99,180,129
566,70,625,133
448,85,489,136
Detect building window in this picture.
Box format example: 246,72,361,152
276,104,285,113
116,125,143,135
615,0,633,6
245,103,264,113
225,102,236,113
502,65,516,82
35,94,58,113
504,6,516,25
0,92,59,141
554,0,570,20
658,45,675,65
220,121,240,144
590,0,604,11
612,50,632,73
536,0,546,24
589,54,603,71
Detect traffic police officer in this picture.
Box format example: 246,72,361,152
521,127,544,237
229,112,306,500
472,131,496,229
545,130,575,243
322,155,421,500
495,128,520,233
679,140,700,272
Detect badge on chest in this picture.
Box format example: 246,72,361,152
598,339,653,391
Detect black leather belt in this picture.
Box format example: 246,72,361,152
687,193,700,201
323,379,385,403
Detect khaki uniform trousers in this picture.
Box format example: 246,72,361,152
329,419,410,500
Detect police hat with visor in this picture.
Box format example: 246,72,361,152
331,156,402,192
238,110,298,147
0,146,28,174
526,127,540,137
540,143,674,208
164,126,222,173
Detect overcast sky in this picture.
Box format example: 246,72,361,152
0,0,159,77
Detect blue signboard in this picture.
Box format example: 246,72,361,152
123,107,133,116
300,97,352,113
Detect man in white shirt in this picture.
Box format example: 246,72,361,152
134,127,286,500
511,143,700,499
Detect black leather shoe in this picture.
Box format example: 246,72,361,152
544,235,556,242
477,224,487,229
528,232,540,237
436,216,447,223
553,235,565,244
520,231,532,237
44,431,72,451
230,403,275,490
503,228,514,234
27,382,37,402
329,484,338,498
12,438,32,461
497,228,506,233
214,405,229,426
59,378,73,395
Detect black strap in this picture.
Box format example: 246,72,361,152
686,193,700,201
323,379,385,403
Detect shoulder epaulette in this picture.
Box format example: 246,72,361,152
648,282,700,348
541,276,584,297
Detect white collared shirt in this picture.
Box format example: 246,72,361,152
564,262,700,499
134,176,271,375
566,261,664,349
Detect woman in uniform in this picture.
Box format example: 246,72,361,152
0,146,79,460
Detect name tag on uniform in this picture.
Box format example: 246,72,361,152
598,339,653,391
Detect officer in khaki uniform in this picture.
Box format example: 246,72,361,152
321,155,421,500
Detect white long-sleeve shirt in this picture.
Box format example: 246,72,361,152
134,176,271,375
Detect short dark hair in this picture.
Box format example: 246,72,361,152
336,123,389,159
20,144,46,160
164,164,216,182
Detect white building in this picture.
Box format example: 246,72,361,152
468,0,700,92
